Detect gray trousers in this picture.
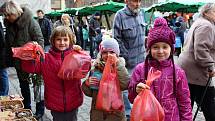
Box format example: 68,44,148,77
51,109,78,121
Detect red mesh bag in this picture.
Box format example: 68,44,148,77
57,50,91,80
12,42,45,62
96,54,124,112
131,67,165,121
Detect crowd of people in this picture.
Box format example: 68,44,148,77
0,0,215,121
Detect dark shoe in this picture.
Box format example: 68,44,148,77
34,113,43,120
126,115,130,121
35,100,45,119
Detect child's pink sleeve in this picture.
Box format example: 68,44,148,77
21,60,41,74
128,63,145,103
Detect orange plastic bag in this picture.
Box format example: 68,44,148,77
131,67,165,121
57,50,91,80
12,42,45,62
96,54,124,112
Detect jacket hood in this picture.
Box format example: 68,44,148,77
149,58,172,70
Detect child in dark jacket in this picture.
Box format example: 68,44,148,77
128,17,192,121
82,38,129,121
21,26,88,121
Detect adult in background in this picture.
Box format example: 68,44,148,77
175,16,186,47
178,3,215,121
36,9,51,119
82,24,89,50
2,0,44,119
112,0,146,120
89,11,101,58
0,21,9,96
36,9,52,52
53,14,78,45
77,16,84,48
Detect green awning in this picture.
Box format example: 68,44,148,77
145,0,205,13
61,1,125,16
45,10,63,17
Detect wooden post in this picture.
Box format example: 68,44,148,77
104,11,111,30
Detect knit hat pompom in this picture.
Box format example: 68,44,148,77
99,38,120,56
147,17,175,52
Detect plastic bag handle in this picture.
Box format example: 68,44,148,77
146,67,161,87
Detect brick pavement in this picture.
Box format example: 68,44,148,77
7,67,205,121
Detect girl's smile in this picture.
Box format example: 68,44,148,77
150,42,171,61
54,35,70,51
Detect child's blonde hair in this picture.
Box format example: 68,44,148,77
50,26,76,47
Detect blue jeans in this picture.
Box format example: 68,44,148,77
82,40,87,50
123,90,131,117
0,68,9,96
123,68,134,119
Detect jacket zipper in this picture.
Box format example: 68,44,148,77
61,51,66,112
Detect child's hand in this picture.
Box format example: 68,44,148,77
107,54,118,64
89,76,100,87
73,45,82,51
136,82,150,94
32,41,38,45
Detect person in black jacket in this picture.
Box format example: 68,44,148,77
36,9,52,52
0,21,9,96
89,11,101,58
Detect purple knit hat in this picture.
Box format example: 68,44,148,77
147,17,175,52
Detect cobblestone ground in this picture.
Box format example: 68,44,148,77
8,67,91,121
8,67,205,121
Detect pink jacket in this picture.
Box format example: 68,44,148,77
21,48,83,112
128,59,192,121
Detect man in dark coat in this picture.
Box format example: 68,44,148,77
89,11,101,58
113,0,146,120
36,9,52,52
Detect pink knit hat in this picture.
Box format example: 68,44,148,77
147,17,175,52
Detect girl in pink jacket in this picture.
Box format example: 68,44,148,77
128,17,192,121
21,26,86,121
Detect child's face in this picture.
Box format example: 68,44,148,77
54,35,70,51
101,51,117,62
150,42,171,61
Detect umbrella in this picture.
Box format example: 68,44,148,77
62,7,79,15
62,7,95,16
90,1,125,13
45,11,63,17
145,0,204,13
61,1,125,16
